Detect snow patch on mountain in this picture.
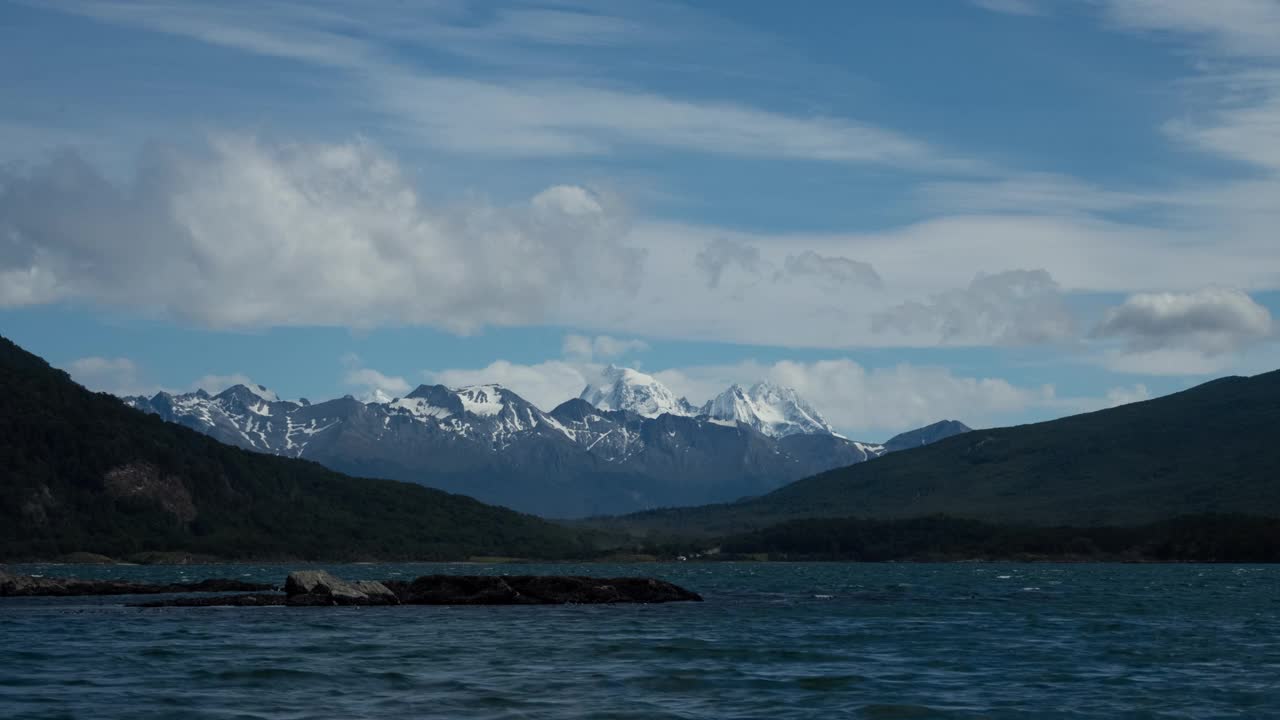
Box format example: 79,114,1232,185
580,365,696,419
388,396,454,420
455,385,505,417
702,381,836,438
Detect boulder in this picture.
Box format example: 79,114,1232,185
284,570,398,606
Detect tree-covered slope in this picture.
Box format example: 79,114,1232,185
0,336,598,561
603,370,1280,536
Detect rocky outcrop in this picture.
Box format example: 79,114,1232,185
103,463,197,522
383,574,703,605
0,569,273,597
11,568,703,606
283,570,399,606
129,571,702,607
134,594,287,607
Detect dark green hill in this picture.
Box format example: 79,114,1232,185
603,370,1280,537
0,336,598,561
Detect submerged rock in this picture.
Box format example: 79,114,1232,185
0,569,274,597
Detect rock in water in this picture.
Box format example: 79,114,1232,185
134,594,287,608
284,570,399,606
385,574,703,605
0,569,274,597
47,570,700,607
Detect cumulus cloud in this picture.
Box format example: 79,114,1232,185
775,250,882,289
413,347,1186,437
339,354,411,402
1105,384,1151,407
562,334,649,361
425,353,1060,435
425,359,589,411
694,238,762,289
1093,287,1273,355
0,135,644,332
873,269,1075,345
63,356,149,396
64,357,263,398
659,359,1057,435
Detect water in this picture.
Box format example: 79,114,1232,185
2,562,1278,719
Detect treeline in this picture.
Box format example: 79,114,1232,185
715,514,1280,562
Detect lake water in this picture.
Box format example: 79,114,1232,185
1,562,1278,719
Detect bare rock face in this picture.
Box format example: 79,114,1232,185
103,462,197,523
283,570,399,606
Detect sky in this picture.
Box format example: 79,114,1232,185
1,0,1278,441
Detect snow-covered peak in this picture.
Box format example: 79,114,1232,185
580,365,695,419
702,381,835,438
454,384,507,417
215,383,280,403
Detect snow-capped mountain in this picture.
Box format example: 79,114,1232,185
124,376,969,517
579,365,697,418
701,381,836,438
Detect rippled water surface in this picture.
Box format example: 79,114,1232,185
2,562,1278,719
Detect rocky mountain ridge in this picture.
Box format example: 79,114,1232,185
124,368,969,517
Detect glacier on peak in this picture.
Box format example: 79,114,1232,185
579,365,696,419
699,381,835,438
578,366,836,438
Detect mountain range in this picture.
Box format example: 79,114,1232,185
123,365,968,517
4,333,1278,563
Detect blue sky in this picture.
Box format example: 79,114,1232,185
2,0,1279,440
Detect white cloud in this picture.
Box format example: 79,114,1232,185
339,354,412,402
694,238,763,289
1098,0,1280,172
917,173,1160,216
1100,0,1280,59
423,353,1063,435
1096,347,1237,376
408,347,1192,436
44,0,973,172
425,359,590,412
64,354,271,397
776,251,882,289
874,269,1076,346
655,358,1061,435
1093,287,1273,354
63,356,149,396
0,135,642,331
970,0,1047,16
1106,383,1152,407
1091,287,1274,375
562,334,650,361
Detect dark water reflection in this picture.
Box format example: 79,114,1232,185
2,562,1278,718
